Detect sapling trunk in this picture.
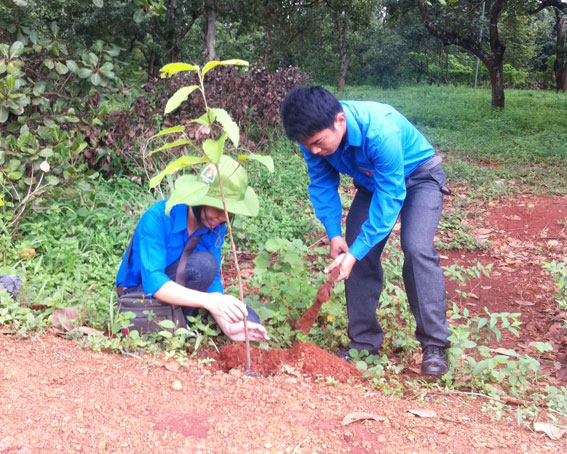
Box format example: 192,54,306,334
214,163,252,372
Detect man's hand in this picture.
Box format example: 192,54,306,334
215,318,270,342
329,236,348,259
325,252,357,282
206,293,247,323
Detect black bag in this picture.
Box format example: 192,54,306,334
117,230,202,334
118,292,187,334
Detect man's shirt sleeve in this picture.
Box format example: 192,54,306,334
349,121,406,260
137,208,172,296
302,146,343,240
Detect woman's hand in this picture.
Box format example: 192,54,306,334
206,293,248,324
215,318,270,342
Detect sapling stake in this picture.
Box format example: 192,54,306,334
214,162,252,372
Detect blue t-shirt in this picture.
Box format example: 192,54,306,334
115,201,225,296
300,101,435,260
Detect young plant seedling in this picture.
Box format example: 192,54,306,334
148,59,273,372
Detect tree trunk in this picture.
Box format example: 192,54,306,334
336,11,350,92
338,55,350,91
488,61,505,109
264,27,272,68
203,0,217,62
554,11,567,92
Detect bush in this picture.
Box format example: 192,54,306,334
165,63,310,142
0,28,136,231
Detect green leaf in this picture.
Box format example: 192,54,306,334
238,154,274,173
265,238,283,252
191,111,216,126
202,133,227,163
356,361,368,371
55,62,68,75
150,125,185,139
50,21,58,38
535,342,553,353
210,108,239,146
93,0,104,7
0,107,9,123
158,319,175,330
44,59,54,70
149,156,208,188
90,73,102,85
158,330,172,339
7,171,22,181
0,44,9,59
78,68,92,79
201,59,249,76
148,139,193,156
253,251,271,270
88,52,98,67
165,175,210,215
66,60,78,73
133,9,145,23
9,41,24,59
164,85,199,115
160,63,199,78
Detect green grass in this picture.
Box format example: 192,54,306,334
339,85,567,193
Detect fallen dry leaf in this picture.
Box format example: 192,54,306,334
534,422,565,440
71,327,103,336
407,409,437,418
172,380,183,391
341,412,385,426
164,362,180,373
51,308,80,331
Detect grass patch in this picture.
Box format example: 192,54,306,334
339,85,567,193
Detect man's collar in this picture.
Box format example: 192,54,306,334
341,103,362,149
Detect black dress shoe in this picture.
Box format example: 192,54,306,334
421,345,449,376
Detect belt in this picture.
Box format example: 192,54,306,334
412,155,442,176
410,155,452,195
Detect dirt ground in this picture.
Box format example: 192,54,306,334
1,193,567,453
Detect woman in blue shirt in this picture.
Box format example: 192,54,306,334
116,156,269,342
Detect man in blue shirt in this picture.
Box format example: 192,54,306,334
281,86,450,376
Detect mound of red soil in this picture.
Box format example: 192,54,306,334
217,342,362,383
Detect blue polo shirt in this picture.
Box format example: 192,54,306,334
300,101,435,260
115,200,225,296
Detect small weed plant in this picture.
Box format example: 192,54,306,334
543,260,567,329
246,237,348,350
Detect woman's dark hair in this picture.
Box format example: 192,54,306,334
194,205,234,226
280,86,343,142
192,205,204,225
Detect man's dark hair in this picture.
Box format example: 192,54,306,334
280,86,343,142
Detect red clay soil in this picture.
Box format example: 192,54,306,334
440,194,567,381
216,342,361,383
2,334,565,454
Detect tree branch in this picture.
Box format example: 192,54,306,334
416,0,491,65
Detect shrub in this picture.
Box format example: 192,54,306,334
0,28,134,232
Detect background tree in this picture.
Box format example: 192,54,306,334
416,0,509,108
529,1,567,91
